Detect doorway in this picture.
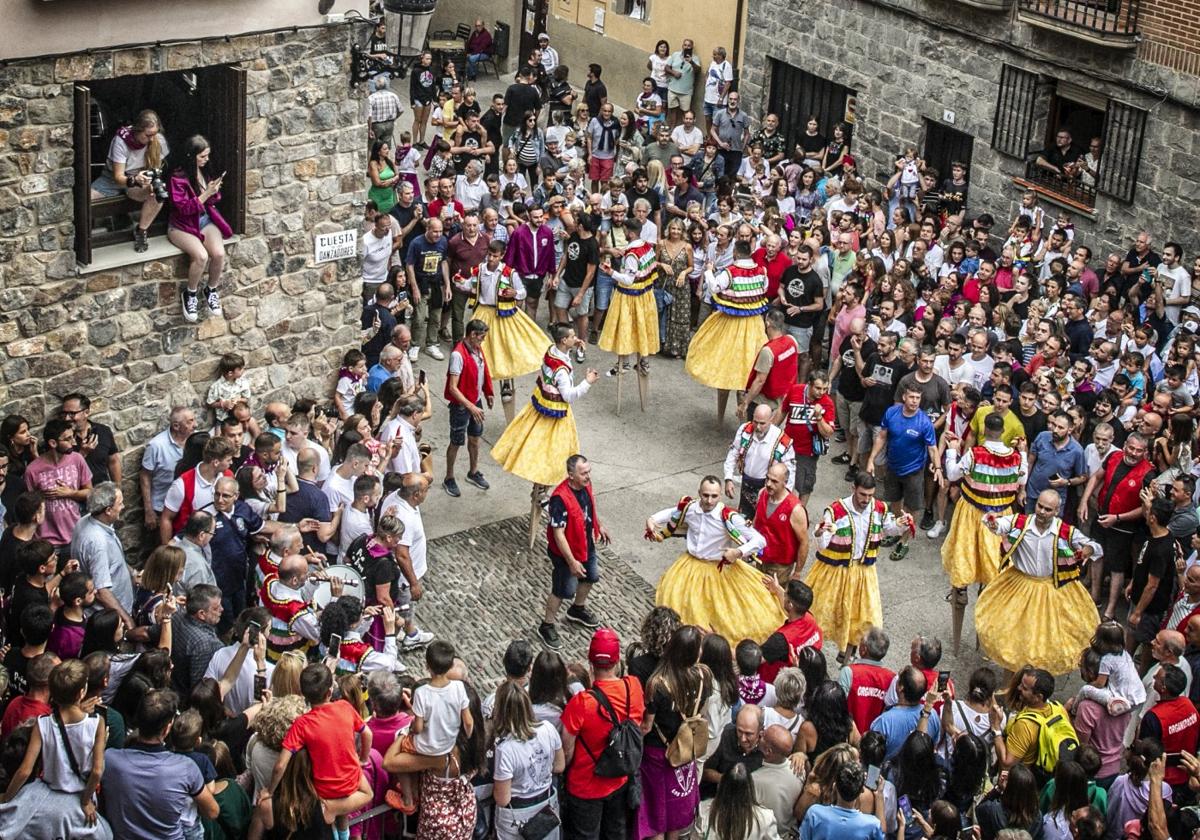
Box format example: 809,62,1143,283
518,0,548,65
767,60,856,157
923,120,974,185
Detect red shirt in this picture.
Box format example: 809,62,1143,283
753,247,792,300
781,383,835,457
1,696,51,739
282,700,366,799
562,676,645,799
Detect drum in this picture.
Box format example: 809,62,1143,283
313,564,366,609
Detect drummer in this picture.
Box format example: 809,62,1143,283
261,552,341,662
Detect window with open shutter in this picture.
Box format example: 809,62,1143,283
197,65,247,233
991,64,1039,159
1096,97,1146,204
73,84,92,265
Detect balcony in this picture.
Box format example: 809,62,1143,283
937,0,1012,11
1017,0,1140,48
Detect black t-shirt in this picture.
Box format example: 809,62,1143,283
547,486,595,559
584,79,608,118
836,336,876,402
645,686,686,748
2,647,34,699
361,302,397,366
454,128,485,172
409,66,437,104
0,529,29,595
1132,534,1177,615
6,579,48,647
389,201,426,250
562,233,600,289
798,132,825,158
503,83,542,127
364,551,402,605
779,266,823,328
80,423,119,485
860,354,911,425
625,187,661,217
628,653,658,688
1018,409,1047,443
939,178,968,216
701,725,764,799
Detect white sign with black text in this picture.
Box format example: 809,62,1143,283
314,229,359,264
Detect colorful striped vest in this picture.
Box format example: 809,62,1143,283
999,514,1085,588
659,496,748,545
713,261,769,317
733,422,792,477
616,240,657,297
466,262,518,317
332,638,373,675
260,574,317,662
960,444,1023,513
531,348,572,418
816,498,887,567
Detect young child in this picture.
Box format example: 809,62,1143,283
1121,351,1147,402
385,640,473,813
272,663,374,840
0,659,107,826
336,350,368,421
427,138,455,182
1071,622,1146,716
1054,209,1074,243
895,146,923,203
735,639,777,707
394,131,422,199
206,352,251,426
47,571,94,660
1014,190,1045,243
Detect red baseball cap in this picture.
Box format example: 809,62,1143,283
588,627,621,667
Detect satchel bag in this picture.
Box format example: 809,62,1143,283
517,804,560,840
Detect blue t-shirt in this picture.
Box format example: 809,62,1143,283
881,405,936,477
1026,431,1087,500
405,235,448,290
800,803,885,840
103,744,205,840
869,704,942,762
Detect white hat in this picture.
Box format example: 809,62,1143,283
537,32,549,40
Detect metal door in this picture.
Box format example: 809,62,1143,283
767,60,856,154
923,120,974,185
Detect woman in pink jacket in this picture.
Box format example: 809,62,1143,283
168,135,233,323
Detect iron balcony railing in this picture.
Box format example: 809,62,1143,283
1017,0,1140,40
1022,159,1098,208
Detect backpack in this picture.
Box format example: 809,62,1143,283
1013,701,1078,779
658,688,709,767
579,677,643,778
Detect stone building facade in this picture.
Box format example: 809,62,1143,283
0,21,368,539
739,0,1200,260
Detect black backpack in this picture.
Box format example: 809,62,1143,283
579,677,643,778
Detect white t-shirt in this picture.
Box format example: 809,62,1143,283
1099,650,1147,707
323,472,356,554
107,131,170,172
762,706,803,737
964,354,996,392
379,418,421,476
648,53,670,86
163,467,218,517
338,506,374,561
933,355,975,390
494,721,562,798
362,230,394,285
671,125,704,162
336,375,363,417
703,60,733,105
1160,264,1192,323
412,679,470,756
282,439,332,486
204,644,275,716
388,496,428,579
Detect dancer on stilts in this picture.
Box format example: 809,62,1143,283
458,239,547,420
941,411,1026,654
491,322,599,545
598,217,660,414
685,238,768,422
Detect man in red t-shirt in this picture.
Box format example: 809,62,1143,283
777,372,836,504
561,627,645,838
760,578,823,683
0,652,57,739
271,664,373,835
753,234,792,301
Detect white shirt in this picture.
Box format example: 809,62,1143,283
723,423,796,486
814,497,907,560
204,644,275,716
412,679,470,755
544,345,592,403
362,229,394,284
1159,264,1192,323
282,439,332,486
385,495,428,580
933,355,975,389
649,500,766,561
338,505,374,561
867,318,907,342
454,175,488,212
265,577,321,641
380,417,421,475
986,514,1101,578
703,60,733,105
494,721,562,797
964,353,995,392
671,125,704,162
163,466,219,517
473,261,527,305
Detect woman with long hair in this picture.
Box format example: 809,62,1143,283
698,633,739,770
367,139,400,216
90,109,169,251
943,733,988,819
658,218,694,358
1105,739,1168,840
131,544,185,630
889,731,945,839
639,625,713,839
822,122,851,177
528,650,572,732
628,605,681,685
616,110,645,174
940,666,1003,760
976,762,1041,840
797,680,857,758
0,415,36,517
249,746,325,838
236,464,281,520
168,134,232,322
505,110,544,187
492,681,565,840
696,763,778,840
795,646,827,715
317,595,402,674
269,650,306,698
1042,760,1090,840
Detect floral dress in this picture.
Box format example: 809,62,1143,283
659,242,693,357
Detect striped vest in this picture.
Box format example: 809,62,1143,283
466,262,519,317
999,514,1085,588
332,638,373,675
260,574,317,661
960,444,1023,513
713,261,769,316
816,498,887,567
531,349,571,418
733,422,792,477
616,240,657,297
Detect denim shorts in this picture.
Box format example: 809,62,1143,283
551,550,599,599
448,401,484,445
594,270,616,311
786,324,815,353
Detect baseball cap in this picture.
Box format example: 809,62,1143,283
1184,305,1200,319
588,627,621,667
538,32,550,41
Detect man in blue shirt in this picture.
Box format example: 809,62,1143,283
868,666,941,762
367,344,404,393
866,383,940,560
1025,409,1087,514
799,762,885,840
279,449,339,557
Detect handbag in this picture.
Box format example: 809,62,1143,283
517,804,560,840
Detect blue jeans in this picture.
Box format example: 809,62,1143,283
466,52,489,79
595,269,616,312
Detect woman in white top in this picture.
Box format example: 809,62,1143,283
647,40,671,100
762,667,805,745
939,666,1006,763
89,109,170,252
492,681,565,840
695,762,778,840
499,157,530,198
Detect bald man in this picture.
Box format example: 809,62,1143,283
752,724,806,836
259,551,339,661
724,403,796,519
702,703,765,798
1126,628,1192,742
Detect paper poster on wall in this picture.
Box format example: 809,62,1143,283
844,95,858,125
592,6,605,32
525,9,534,34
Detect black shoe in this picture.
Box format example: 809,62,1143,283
919,510,936,531
133,226,149,253
834,429,847,443
832,453,851,465
843,467,858,483
881,535,900,548
565,603,600,629
537,622,562,650
442,478,461,497
465,471,489,490
180,288,200,323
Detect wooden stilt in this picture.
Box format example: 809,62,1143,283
502,379,515,423
637,357,648,412
615,355,625,416
528,483,544,548
716,388,730,422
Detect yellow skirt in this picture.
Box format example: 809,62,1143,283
471,304,547,380
490,402,579,487
685,313,767,391
941,503,1002,589
805,560,881,653
599,291,659,357
655,552,785,643
975,568,1099,676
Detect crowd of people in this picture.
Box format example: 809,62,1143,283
3,10,1200,840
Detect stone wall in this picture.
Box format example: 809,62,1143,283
739,0,1200,262
0,23,368,541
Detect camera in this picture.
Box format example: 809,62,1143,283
321,404,340,419
139,168,169,203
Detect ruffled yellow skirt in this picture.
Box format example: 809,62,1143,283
685,313,767,391
490,403,579,487
599,291,659,357
975,568,1099,675
941,503,1002,589
471,304,547,380
805,560,881,653
655,553,785,643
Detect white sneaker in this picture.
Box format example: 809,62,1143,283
926,521,946,539
402,628,435,650
424,345,445,361
407,346,420,362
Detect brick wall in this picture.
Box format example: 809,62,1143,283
1140,0,1200,75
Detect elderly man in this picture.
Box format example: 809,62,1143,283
453,157,489,212
464,19,493,81
171,582,225,693
367,344,405,393
384,323,418,390
1126,629,1192,738
140,406,195,533
70,482,133,630
702,704,765,798
724,404,796,519
260,552,327,661
381,472,437,650
367,75,404,145
173,512,219,591
753,724,806,836
209,476,266,629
